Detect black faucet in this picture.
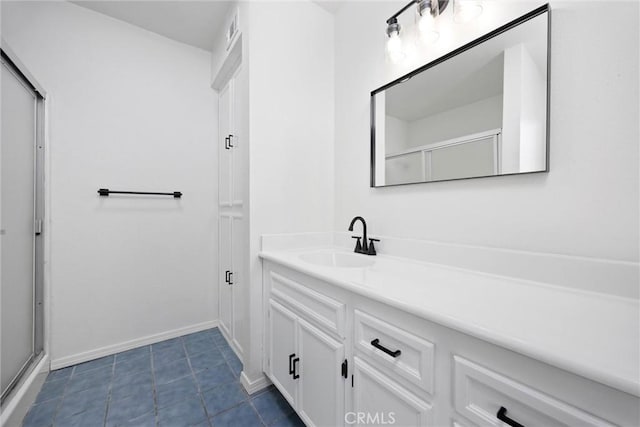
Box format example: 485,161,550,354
348,216,379,256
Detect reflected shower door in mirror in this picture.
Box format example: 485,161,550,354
371,5,549,187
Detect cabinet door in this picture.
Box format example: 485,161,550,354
219,214,233,338
268,299,298,407
352,357,432,427
218,80,232,207
230,214,244,355
297,317,345,427
230,67,244,207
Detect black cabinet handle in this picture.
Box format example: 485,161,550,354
228,272,233,285
224,136,230,150
371,339,401,358
288,353,295,375
497,407,525,427
224,270,230,283
292,357,300,379
228,134,234,148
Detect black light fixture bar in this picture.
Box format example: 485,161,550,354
386,0,419,24
97,188,182,198
386,0,450,24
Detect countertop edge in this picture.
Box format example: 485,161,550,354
259,251,640,398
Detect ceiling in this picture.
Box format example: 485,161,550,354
71,1,233,51
313,1,344,15
71,1,344,51
386,53,505,121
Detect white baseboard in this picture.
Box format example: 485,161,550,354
218,326,244,363
240,371,270,395
50,320,219,370
1,354,49,427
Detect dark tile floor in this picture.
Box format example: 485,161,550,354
22,328,304,427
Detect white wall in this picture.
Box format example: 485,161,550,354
334,1,639,263
502,43,546,173
2,1,218,365
518,45,546,173
385,115,409,153
246,0,335,384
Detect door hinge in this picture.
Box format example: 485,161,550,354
341,359,348,379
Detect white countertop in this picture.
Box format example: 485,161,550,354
260,247,640,397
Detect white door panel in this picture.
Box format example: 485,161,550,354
269,299,298,407
298,317,345,427
218,81,231,206
219,215,232,337
230,67,243,206
231,215,243,354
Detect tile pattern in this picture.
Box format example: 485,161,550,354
23,328,304,427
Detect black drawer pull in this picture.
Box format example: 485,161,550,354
370,339,401,357
225,270,230,283
292,357,300,379
288,353,295,375
497,406,525,427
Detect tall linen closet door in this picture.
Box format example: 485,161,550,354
0,57,40,399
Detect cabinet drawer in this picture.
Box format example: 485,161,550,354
270,271,346,338
453,356,614,427
354,310,434,394
353,357,433,427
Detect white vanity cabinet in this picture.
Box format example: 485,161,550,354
265,268,347,427
262,260,640,427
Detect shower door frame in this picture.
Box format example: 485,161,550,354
1,46,46,405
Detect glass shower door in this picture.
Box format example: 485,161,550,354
1,51,44,402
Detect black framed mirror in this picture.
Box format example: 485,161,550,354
371,4,550,187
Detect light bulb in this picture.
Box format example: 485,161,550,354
417,12,440,43
416,0,440,44
453,0,483,23
386,32,405,63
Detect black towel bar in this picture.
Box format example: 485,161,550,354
98,188,182,198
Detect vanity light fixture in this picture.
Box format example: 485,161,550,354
385,18,405,62
385,0,482,61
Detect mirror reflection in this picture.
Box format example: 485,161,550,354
372,8,549,187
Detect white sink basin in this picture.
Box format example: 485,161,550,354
299,251,375,268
